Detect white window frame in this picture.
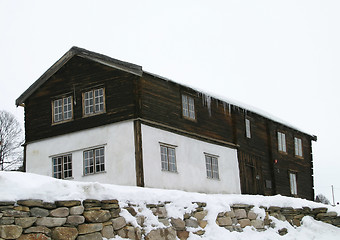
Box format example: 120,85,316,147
52,96,73,123
289,172,298,195
182,94,195,120
83,147,105,175
52,154,72,179
205,154,219,180
245,118,251,138
277,132,286,153
83,88,105,116
294,137,303,157
160,144,177,172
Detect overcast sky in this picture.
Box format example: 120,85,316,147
1,0,339,203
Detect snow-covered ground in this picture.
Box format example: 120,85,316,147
1,171,339,239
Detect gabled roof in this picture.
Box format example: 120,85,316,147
16,46,316,140
15,46,143,106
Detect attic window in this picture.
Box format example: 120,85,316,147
277,132,286,153
182,94,195,120
52,96,73,124
83,88,105,116
245,118,251,138
294,137,303,157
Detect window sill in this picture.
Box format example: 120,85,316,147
83,111,106,118
83,171,107,177
207,177,220,181
278,150,288,155
51,119,73,126
161,169,178,174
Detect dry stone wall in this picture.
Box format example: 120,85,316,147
0,199,339,240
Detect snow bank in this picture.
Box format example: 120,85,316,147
1,172,339,239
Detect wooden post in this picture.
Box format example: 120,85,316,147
134,120,144,187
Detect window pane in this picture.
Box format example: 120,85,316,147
160,146,168,171
211,157,219,179
282,133,286,152
95,148,105,173
94,88,104,113
168,148,177,172
205,156,212,178
290,173,297,195
278,132,282,151
84,91,94,115
54,99,63,122
63,97,72,120
182,95,189,118
246,119,251,138
188,97,195,119
84,150,94,175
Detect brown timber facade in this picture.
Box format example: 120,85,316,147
16,47,317,200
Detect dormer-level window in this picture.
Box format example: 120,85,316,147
83,88,105,116
277,132,286,153
294,137,303,157
182,94,195,120
245,119,251,138
52,96,73,123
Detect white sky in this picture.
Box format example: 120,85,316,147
1,0,339,203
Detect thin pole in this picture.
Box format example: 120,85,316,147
332,185,335,206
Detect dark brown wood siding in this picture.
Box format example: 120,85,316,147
268,122,314,200
140,73,234,144
25,56,138,143
232,110,274,196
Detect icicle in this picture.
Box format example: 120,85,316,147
223,102,227,115
201,93,212,117
228,103,232,116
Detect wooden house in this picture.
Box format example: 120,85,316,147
16,47,317,199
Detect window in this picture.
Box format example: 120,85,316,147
160,145,177,172
52,154,72,179
294,137,303,157
289,172,297,195
182,94,195,120
277,132,286,152
205,154,219,179
84,147,105,175
245,119,251,138
83,88,105,116
53,96,73,123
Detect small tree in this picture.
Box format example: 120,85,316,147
0,110,24,170
315,194,331,205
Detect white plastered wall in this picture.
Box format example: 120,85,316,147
26,121,136,186
141,124,241,194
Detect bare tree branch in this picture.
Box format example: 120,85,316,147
0,110,24,170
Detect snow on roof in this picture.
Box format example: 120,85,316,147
145,71,316,138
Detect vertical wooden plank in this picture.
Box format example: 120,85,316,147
134,119,144,187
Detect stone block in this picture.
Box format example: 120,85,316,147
0,225,23,239
248,211,257,220
311,208,328,215
83,199,101,209
125,206,137,216
14,206,30,212
145,228,176,240
225,210,235,218
251,219,264,229
50,207,70,217
76,232,102,240
30,207,49,217
151,207,167,218
55,200,81,207
159,218,170,227
78,223,103,235
36,217,67,227
292,218,301,227
70,206,84,215
170,218,186,231
15,217,37,228
177,230,189,240
101,203,119,210
194,230,205,235
117,226,141,240
67,216,85,225
41,202,57,210
0,201,15,206
2,210,30,218
101,199,118,205
316,211,337,219
83,210,111,223
18,233,51,240
198,220,207,228
101,225,114,239
111,216,126,230
278,228,288,236
24,226,51,235
17,200,44,208
238,219,251,228
193,210,207,221
136,215,145,226
110,209,120,218
51,227,78,240
216,217,232,226
0,217,14,225
234,209,247,219
185,218,198,228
